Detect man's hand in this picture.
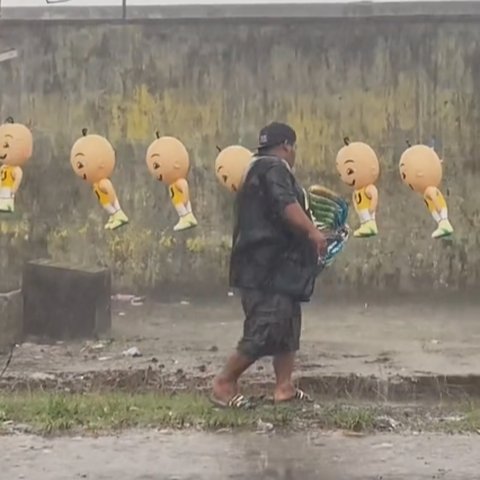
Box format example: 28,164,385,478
308,228,328,258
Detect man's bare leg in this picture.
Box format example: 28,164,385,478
273,352,296,402
212,351,255,403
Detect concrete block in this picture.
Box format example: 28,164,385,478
0,289,23,353
22,259,111,341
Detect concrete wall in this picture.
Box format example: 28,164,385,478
0,290,23,351
1,9,480,297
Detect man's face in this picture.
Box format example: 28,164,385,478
283,142,296,168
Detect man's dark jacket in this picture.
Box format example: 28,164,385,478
229,155,318,302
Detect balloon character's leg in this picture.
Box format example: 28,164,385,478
173,201,198,232
107,210,129,230
0,189,14,213
431,208,453,239
103,201,129,230
354,210,377,238
0,198,14,213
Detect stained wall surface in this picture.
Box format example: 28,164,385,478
0,11,478,296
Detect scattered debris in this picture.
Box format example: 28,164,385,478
112,294,135,302
439,415,465,423
180,300,190,305
29,372,55,381
227,291,234,297
150,357,159,363
122,347,142,358
372,442,394,449
375,415,399,431
112,294,145,306
256,419,274,433
81,342,106,354
130,296,145,307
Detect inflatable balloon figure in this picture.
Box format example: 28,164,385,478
0,117,33,213
307,185,350,270
336,138,380,238
214,145,253,193
146,133,197,232
70,129,129,230
399,142,453,239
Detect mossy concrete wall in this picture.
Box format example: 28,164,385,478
0,15,479,296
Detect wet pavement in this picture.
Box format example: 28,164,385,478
1,430,479,479
4,297,480,381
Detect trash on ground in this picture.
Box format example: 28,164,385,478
112,294,136,301
122,347,142,358
30,372,55,381
131,296,145,306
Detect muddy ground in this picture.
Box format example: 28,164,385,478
1,430,480,479
1,296,479,479
1,295,479,399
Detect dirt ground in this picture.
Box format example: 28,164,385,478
3,295,480,384
2,297,479,478
1,430,479,479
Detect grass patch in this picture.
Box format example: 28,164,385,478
0,393,296,434
0,392,380,435
320,404,377,432
2,393,480,436
436,404,480,434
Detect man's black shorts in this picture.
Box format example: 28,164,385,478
236,288,302,360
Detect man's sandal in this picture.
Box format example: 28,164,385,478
275,388,314,405
210,393,255,410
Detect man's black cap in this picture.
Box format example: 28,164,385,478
256,122,297,151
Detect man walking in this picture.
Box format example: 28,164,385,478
211,122,327,409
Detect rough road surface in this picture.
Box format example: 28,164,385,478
1,297,480,398
1,430,479,479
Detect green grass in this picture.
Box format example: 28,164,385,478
437,405,480,434
319,404,377,432
1,392,480,436
0,393,295,434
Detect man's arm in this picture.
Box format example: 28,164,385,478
264,164,327,254
283,202,317,236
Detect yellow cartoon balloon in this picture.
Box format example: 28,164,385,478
335,138,380,238
146,133,198,232
0,117,33,213
70,129,129,230
215,145,252,193
399,143,453,239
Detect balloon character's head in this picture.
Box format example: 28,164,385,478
335,138,379,189
399,144,442,194
0,117,33,167
215,145,252,193
146,133,189,185
70,129,116,184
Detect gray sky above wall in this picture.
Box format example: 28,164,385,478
1,0,468,5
